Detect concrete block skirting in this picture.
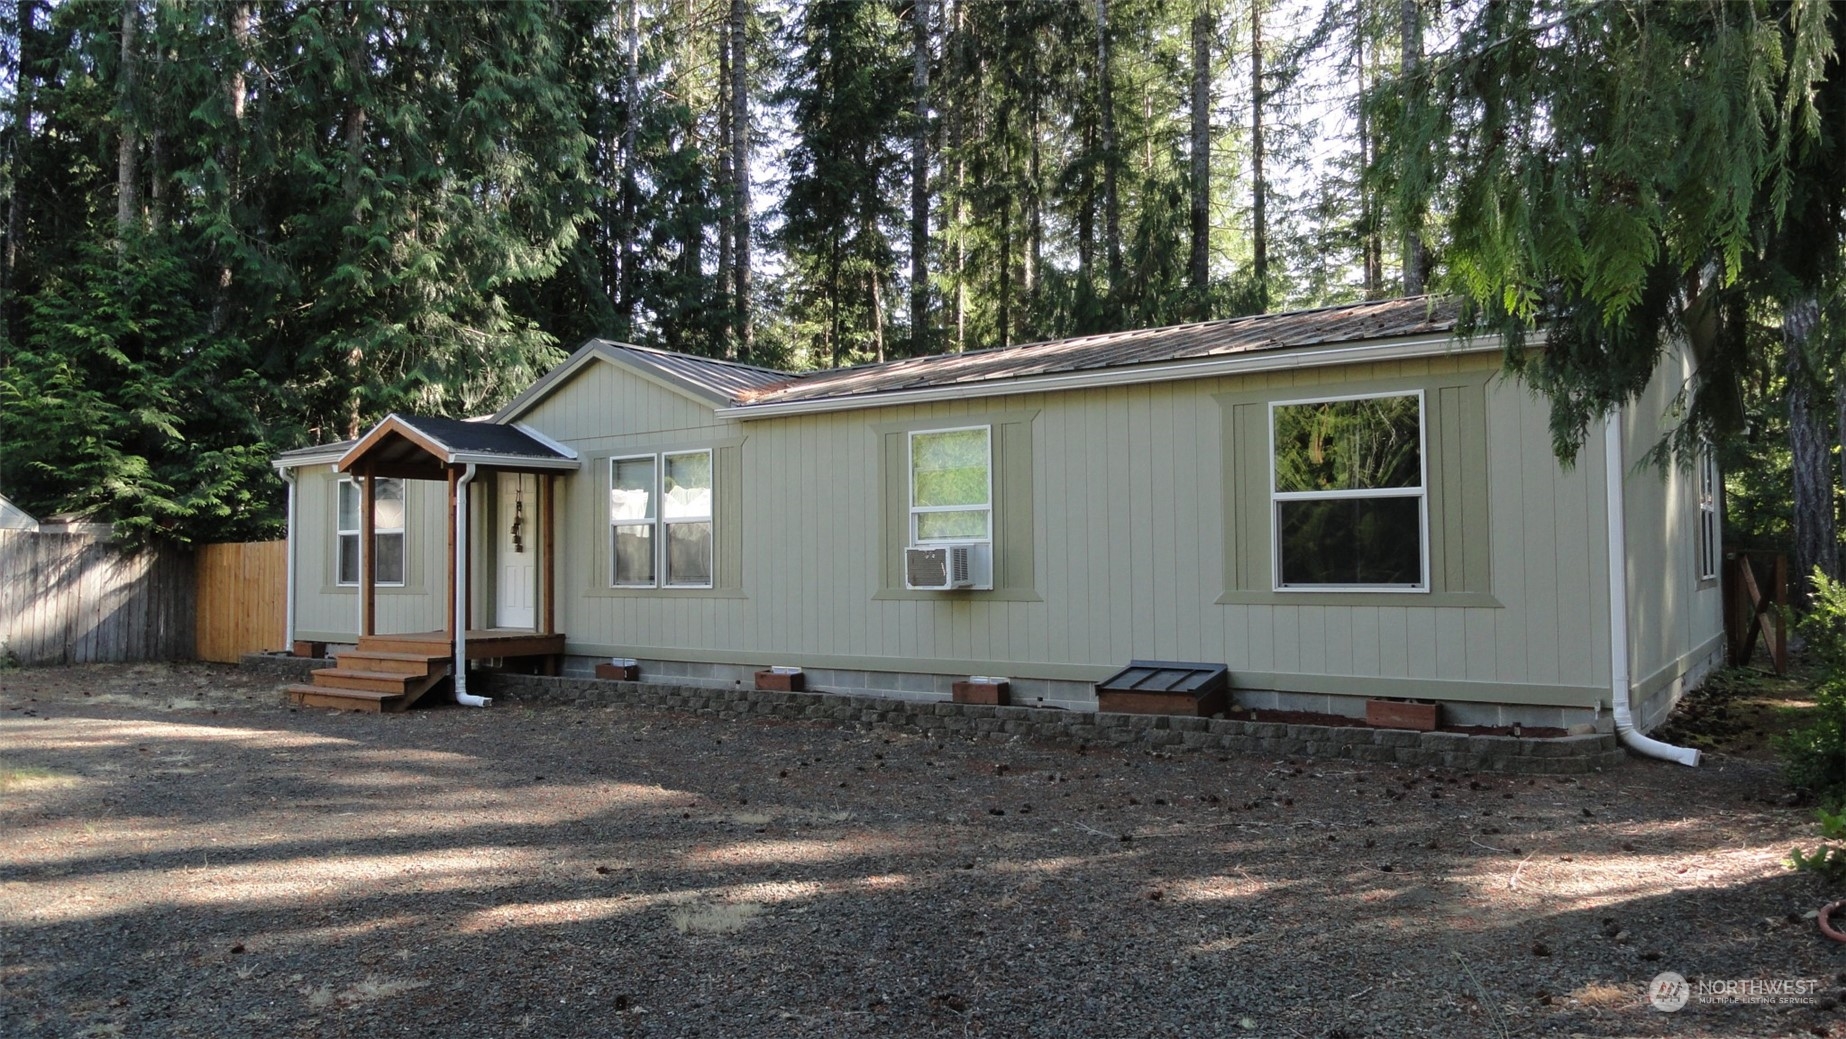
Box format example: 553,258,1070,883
476,673,1628,775
241,652,334,680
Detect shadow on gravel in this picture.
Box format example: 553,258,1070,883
2,700,1840,1039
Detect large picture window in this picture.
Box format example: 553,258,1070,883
909,426,991,543
337,477,405,586
1270,392,1426,590
610,450,713,588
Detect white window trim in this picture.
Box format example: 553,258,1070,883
1268,390,1430,593
1698,448,1720,582
609,450,716,590
908,425,993,545
336,476,406,588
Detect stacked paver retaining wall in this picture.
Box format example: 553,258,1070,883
477,672,1627,775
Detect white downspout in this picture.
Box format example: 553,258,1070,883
1603,410,1699,766
280,467,298,651
453,463,491,707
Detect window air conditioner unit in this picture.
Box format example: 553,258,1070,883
904,542,994,591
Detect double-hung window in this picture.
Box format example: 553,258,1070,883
1698,449,1720,581
610,451,713,588
1270,392,1426,590
336,477,405,586
909,426,992,543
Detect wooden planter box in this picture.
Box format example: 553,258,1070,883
594,662,640,681
754,669,806,692
1366,699,1439,731
952,680,1010,706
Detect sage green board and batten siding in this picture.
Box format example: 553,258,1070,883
523,349,1612,707
290,465,450,640
1620,346,1725,700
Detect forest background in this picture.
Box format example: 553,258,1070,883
1,0,1841,595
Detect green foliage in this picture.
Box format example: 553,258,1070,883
1381,0,1843,466
1787,807,1846,882
1780,569,1846,807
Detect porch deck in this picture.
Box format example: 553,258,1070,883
358,629,567,660
285,629,566,713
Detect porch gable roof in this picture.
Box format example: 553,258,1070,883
334,413,579,480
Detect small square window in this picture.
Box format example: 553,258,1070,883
910,426,992,543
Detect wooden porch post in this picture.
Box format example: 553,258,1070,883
541,473,556,637
446,466,459,639
360,464,376,638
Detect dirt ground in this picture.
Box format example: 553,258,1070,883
3,662,1843,1038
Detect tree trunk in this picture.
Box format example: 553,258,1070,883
1025,67,1041,330
1250,0,1267,309
149,128,165,230
1357,29,1379,298
1078,118,1095,280
828,247,843,368
950,0,967,353
212,2,250,335
1399,0,1424,295
870,260,885,363
115,0,140,254
619,0,640,338
998,97,1013,349
1095,0,1120,295
731,0,752,360
1786,297,1838,602
3,0,34,328
1189,8,1211,303
717,13,733,356
910,0,930,356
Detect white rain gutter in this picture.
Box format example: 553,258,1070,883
1603,409,1699,766
716,333,1507,420
453,463,491,707
279,467,298,650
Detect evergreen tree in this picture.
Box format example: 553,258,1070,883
779,0,908,366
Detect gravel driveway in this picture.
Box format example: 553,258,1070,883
3,663,1842,1038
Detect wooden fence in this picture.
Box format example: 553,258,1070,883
0,530,195,665
1724,550,1788,675
194,540,288,662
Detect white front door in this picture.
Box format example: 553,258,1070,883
495,472,537,629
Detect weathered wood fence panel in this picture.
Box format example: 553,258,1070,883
194,540,287,662
1724,550,1788,675
0,530,195,665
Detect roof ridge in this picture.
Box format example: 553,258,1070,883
596,339,793,376
769,295,1447,386
734,295,1460,407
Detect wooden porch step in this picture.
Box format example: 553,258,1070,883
311,668,430,693
294,654,452,713
358,635,460,656
285,685,403,713
334,649,449,675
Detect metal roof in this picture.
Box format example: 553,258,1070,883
592,340,790,401
738,296,1459,408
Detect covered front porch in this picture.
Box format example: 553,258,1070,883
286,413,580,712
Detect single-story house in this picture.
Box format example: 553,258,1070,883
271,296,1722,752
